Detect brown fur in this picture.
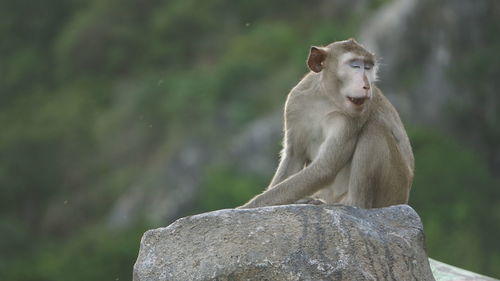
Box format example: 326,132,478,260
239,39,414,209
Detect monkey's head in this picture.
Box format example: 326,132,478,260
307,39,378,114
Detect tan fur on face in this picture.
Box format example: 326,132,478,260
334,39,375,63
239,39,414,209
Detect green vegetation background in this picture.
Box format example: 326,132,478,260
1,0,499,280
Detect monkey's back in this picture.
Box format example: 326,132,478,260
366,88,415,206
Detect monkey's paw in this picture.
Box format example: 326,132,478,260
236,202,256,209
295,197,326,205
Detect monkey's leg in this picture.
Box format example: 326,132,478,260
268,150,304,188
345,128,386,208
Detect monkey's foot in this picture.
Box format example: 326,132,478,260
295,197,326,205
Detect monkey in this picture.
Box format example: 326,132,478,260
239,39,414,209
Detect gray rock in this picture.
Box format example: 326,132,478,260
430,259,500,281
133,204,435,281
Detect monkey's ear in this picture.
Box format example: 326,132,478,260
307,46,327,73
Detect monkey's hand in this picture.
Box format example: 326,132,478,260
236,199,262,209
236,192,275,209
295,197,326,205
236,202,256,209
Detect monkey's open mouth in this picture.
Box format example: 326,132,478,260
347,97,366,106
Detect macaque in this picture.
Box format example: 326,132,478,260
239,39,414,209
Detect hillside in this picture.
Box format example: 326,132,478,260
1,0,499,280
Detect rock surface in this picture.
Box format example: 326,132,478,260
133,204,435,281
430,259,500,281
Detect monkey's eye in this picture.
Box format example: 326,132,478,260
349,60,362,69
364,64,373,70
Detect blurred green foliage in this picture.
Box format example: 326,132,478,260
0,0,499,280
197,165,266,212
409,128,500,277
446,16,500,173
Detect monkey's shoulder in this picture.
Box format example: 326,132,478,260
285,91,332,120
371,90,404,126
283,96,328,152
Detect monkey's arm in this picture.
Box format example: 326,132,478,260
239,120,356,208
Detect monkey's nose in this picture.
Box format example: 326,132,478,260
362,74,370,90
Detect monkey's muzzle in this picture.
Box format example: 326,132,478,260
347,97,367,106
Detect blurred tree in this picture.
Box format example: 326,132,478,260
0,0,498,280
410,128,500,277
